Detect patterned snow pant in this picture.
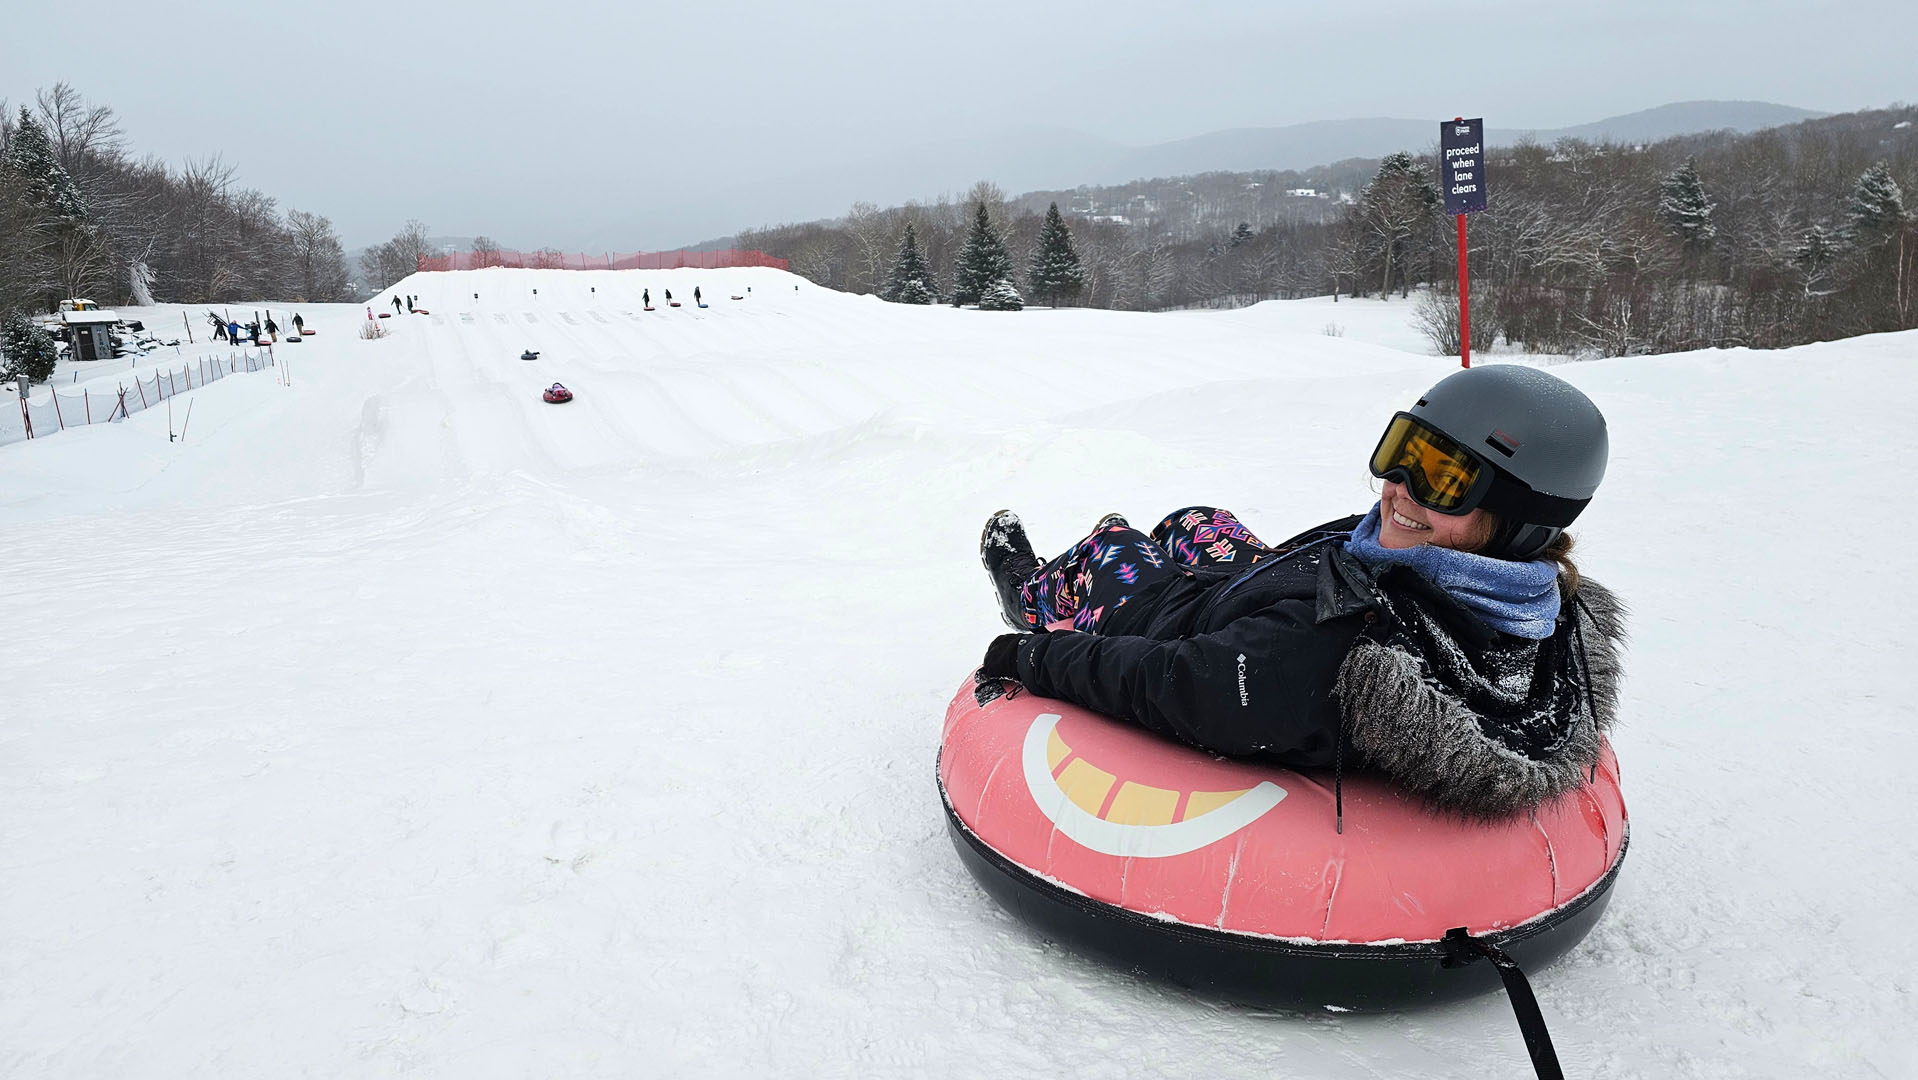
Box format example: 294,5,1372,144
1016,506,1278,633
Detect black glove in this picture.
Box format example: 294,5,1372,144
980,633,1029,681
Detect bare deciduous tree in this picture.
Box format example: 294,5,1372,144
288,209,350,301
35,82,124,171
361,220,438,291
842,202,891,296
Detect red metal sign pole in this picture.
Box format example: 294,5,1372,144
1458,212,1471,368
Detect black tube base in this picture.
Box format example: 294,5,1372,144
944,789,1624,1013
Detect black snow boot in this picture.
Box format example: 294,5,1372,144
980,510,1042,631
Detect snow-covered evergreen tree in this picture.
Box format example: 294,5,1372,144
1657,159,1716,251
951,202,1014,307
1356,152,1438,297
1,311,60,383
1026,202,1085,308
882,222,937,304
1229,222,1255,248
1788,223,1841,299
1793,225,1837,273
1,108,88,220
893,278,936,305
1845,163,1907,245
978,276,1025,311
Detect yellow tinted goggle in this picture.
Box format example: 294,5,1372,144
1369,413,1489,514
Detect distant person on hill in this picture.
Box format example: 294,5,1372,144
694,286,702,305
665,288,673,303
292,313,304,334
247,320,262,343
643,288,651,307
228,320,241,343
406,296,415,313
392,295,402,314
212,316,228,342
264,316,279,341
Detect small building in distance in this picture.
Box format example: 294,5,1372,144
57,299,122,361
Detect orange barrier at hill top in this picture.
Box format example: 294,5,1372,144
417,249,788,272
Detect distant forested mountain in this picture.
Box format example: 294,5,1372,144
737,104,1918,355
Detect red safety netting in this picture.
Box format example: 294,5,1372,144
417,249,788,273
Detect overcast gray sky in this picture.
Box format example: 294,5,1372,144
6,0,1913,250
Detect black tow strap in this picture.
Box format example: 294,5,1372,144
973,674,1022,706
1442,928,1565,1080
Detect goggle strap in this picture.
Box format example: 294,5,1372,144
1477,479,1590,530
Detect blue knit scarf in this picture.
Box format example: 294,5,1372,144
1341,503,1561,639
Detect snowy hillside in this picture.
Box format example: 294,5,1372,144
3,269,1913,1077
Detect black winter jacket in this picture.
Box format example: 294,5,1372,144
1010,515,1627,817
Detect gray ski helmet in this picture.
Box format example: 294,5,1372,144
1400,365,1608,560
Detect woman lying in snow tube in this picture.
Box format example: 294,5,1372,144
542,383,573,404
944,365,1628,1014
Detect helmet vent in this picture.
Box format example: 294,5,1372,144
1484,431,1520,458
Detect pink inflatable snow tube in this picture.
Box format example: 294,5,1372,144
938,674,1628,1010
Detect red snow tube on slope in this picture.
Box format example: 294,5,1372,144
542,385,573,404
938,675,1628,1011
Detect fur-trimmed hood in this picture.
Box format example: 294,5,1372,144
1334,565,1628,819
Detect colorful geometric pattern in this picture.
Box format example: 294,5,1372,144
1014,507,1278,634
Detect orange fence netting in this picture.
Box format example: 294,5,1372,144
418,249,788,272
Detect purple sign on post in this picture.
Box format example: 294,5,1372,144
1441,118,1487,214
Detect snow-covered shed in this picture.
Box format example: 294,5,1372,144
59,307,121,361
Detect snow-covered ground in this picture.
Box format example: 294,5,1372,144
3,268,1912,1077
